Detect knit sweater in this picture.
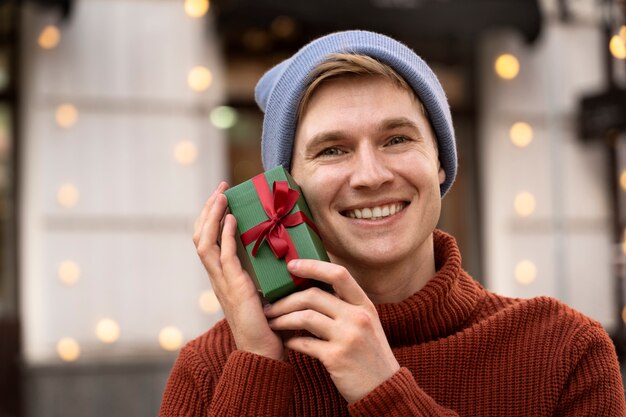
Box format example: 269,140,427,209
159,230,626,416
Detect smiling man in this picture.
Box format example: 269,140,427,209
159,31,625,416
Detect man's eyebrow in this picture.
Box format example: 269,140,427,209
304,131,345,151
378,117,420,132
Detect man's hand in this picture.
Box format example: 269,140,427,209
193,183,284,361
264,260,400,403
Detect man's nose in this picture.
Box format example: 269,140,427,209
348,145,394,190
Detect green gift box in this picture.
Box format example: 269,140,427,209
224,166,330,302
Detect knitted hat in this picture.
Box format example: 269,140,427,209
255,30,457,196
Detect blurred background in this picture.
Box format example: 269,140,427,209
0,0,625,415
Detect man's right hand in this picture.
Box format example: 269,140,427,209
193,182,285,361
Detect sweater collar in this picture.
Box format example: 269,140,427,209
375,229,482,346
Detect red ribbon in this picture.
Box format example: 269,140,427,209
240,174,319,287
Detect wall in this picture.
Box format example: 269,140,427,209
479,8,616,328
19,0,226,414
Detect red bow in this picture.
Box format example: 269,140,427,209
240,174,319,287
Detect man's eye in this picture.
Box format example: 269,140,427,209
387,136,408,146
319,147,345,157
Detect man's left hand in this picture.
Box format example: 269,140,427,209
264,259,400,404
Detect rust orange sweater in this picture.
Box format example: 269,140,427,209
159,231,626,416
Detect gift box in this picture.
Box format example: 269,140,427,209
224,166,330,302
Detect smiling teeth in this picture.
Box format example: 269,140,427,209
346,203,406,220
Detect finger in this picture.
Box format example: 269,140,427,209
203,193,229,248
268,309,334,340
219,214,244,274
193,182,229,245
283,335,326,361
287,260,369,306
264,286,343,320
196,193,229,272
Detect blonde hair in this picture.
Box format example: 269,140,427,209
297,53,428,121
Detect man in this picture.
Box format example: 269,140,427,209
159,31,625,416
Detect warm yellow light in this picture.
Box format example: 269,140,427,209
209,106,238,129
38,25,61,50
610,35,626,60
494,54,520,80
199,290,221,314
57,184,79,208
174,140,198,166
514,191,536,217
620,171,626,191
509,122,533,148
184,0,209,18
187,66,212,92
159,326,183,351
96,318,120,344
57,337,80,362
58,260,80,286
271,16,297,39
55,104,78,128
622,306,626,324
515,260,537,285
620,25,626,40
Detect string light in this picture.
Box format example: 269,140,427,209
610,34,626,60
187,66,212,92
57,337,80,362
199,290,221,314
96,318,121,344
159,326,183,351
514,191,536,217
184,0,209,18
494,54,520,80
38,25,61,50
209,106,238,129
509,122,533,148
55,104,78,128
515,260,537,285
58,260,80,286
57,184,79,208
174,140,198,166
622,306,626,324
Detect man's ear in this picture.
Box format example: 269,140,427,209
438,164,446,185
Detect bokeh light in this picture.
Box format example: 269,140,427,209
57,337,80,362
515,260,537,285
514,191,536,217
610,35,626,60
199,290,221,314
57,184,79,208
159,326,183,351
494,54,520,80
96,318,121,344
174,140,198,166
184,0,209,18
58,260,80,286
509,122,533,148
38,25,61,50
55,104,78,128
210,106,238,129
187,66,212,92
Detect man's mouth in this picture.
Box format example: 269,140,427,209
342,202,408,220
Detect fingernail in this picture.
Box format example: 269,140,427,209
288,260,300,269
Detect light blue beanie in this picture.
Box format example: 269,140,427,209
255,30,457,197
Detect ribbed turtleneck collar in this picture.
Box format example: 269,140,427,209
375,229,483,347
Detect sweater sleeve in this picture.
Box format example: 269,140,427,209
555,323,626,416
347,367,459,417
159,346,295,417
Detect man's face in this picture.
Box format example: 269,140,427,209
291,76,445,269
